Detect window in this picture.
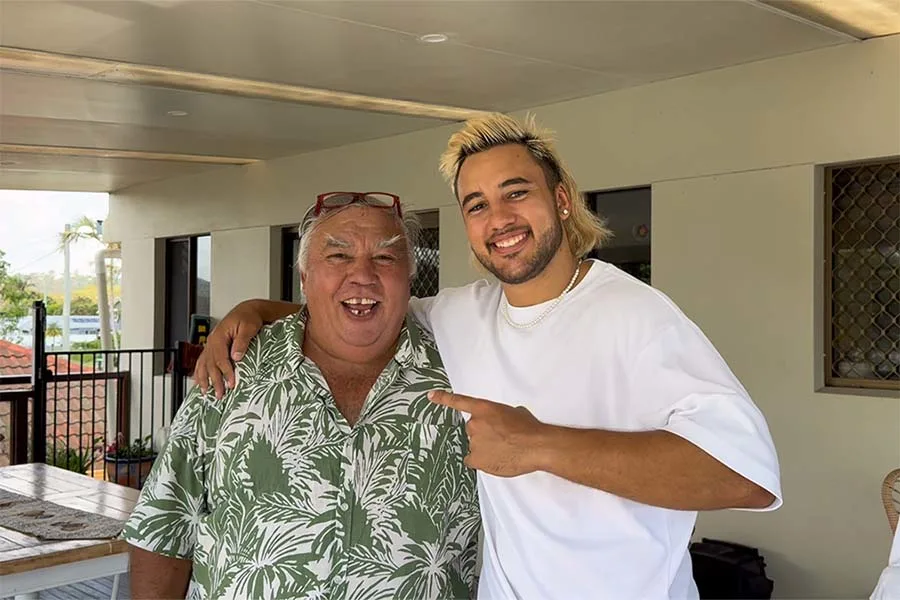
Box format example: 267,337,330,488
164,235,211,348
587,187,651,285
825,159,900,390
412,211,440,298
281,210,441,302
282,227,302,303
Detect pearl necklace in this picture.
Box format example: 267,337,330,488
500,260,583,330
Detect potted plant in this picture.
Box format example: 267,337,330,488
49,436,102,475
101,433,157,489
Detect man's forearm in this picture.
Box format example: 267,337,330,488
129,545,192,600
248,299,300,324
533,427,774,511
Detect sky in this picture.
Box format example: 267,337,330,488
0,190,109,276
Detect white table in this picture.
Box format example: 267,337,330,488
0,464,137,599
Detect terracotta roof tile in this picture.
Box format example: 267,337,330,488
0,340,93,391
0,339,31,376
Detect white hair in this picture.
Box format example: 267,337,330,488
296,202,421,279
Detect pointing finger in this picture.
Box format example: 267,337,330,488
428,390,486,413
428,390,496,415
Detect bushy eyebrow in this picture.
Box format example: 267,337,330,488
377,234,404,250
323,234,350,248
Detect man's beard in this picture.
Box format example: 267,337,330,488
475,216,564,285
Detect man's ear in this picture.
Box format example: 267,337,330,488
556,184,572,220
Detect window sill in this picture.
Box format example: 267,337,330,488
816,385,900,399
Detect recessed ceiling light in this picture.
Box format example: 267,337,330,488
417,33,449,44
166,110,189,117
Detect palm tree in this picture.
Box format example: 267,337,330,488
58,216,103,247
45,322,62,349
57,217,121,349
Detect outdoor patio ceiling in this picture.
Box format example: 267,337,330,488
0,0,896,192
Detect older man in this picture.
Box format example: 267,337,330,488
121,194,479,600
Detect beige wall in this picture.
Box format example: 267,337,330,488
119,237,164,350
107,35,900,598
209,226,281,318
655,166,900,596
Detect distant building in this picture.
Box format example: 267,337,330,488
14,315,106,348
17,315,101,336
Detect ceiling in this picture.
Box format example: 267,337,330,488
0,0,896,193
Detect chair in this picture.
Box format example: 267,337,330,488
881,468,900,533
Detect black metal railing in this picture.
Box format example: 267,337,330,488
43,347,185,487
0,375,31,465
0,301,189,488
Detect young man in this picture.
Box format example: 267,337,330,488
124,201,479,599
194,114,782,599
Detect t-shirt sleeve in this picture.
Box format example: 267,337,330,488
630,318,782,511
408,296,437,334
120,386,211,559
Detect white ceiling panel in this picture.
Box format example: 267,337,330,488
0,0,849,110
0,115,303,159
0,71,447,138
0,72,448,155
286,0,850,80
0,151,235,192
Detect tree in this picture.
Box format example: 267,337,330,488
70,296,99,315
59,217,100,350
0,250,39,340
45,296,63,315
58,216,103,247
58,216,120,349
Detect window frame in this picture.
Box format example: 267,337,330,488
281,226,300,302
586,186,652,285
823,157,900,392
163,234,210,349
411,210,440,299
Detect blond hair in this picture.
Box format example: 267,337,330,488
439,113,610,258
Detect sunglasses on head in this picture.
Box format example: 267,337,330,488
313,192,402,217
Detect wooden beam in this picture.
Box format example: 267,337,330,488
0,143,259,165
0,46,490,122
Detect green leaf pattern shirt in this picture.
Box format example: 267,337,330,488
121,311,480,599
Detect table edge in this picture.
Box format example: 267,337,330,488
0,538,129,576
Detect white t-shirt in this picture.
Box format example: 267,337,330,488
871,525,900,600
409,260,782,600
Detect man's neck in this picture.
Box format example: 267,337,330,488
503,248,586,307
302,321,400,426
